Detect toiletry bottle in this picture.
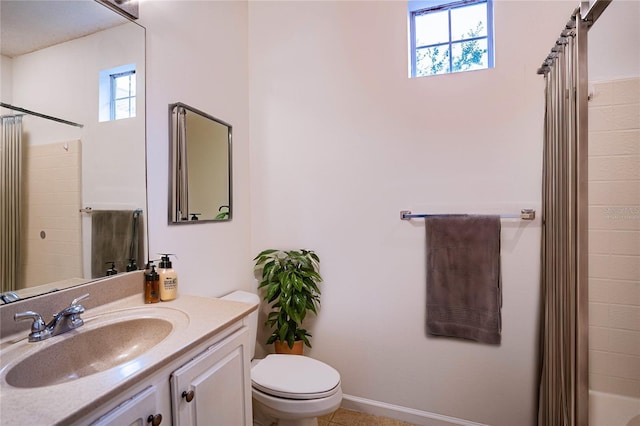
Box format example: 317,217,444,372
144,262,160,304
158,254,178,301
106,261,118,276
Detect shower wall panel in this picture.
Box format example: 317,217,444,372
21,140,82,288
588,77,640,398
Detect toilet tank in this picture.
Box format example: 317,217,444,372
221,290,260,359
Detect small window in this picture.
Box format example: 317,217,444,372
110,70,136,120
409,0,494,78
99,64,136,122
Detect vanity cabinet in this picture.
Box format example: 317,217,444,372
91,386,164,426
78,322,251,426
171,327,252,425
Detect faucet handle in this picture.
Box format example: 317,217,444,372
15,311,46,331
71,293,90,306
14,311,50,342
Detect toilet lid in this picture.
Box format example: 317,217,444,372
251,354,341,400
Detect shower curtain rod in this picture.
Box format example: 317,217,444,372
537,0,612,75
537,9,578,75
0,102,84,128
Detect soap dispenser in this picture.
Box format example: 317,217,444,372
158,254,178,301
144,261,160,304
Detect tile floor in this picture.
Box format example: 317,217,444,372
319,408,417,426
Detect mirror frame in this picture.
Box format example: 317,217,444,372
168,102,233,224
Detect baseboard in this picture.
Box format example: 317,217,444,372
340,394,488,426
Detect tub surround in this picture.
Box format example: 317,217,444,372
0,273,258,425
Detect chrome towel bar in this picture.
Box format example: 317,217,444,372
400,209,536,221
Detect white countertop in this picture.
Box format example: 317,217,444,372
0,293,257,425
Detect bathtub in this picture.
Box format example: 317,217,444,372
589,391,640,426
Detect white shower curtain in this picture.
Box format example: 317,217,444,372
1,115,23,293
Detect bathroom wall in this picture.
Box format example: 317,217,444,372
587,0,640,400
248,1,575,425
139,1,252,298
0,55,12,105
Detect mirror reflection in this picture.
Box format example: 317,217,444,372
170,103,232,223
0,0,147,302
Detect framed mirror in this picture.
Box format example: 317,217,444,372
0,1,147,302
169,103,232,223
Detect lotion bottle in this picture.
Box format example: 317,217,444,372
158,254,178,301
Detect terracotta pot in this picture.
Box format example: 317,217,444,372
274,340,304,355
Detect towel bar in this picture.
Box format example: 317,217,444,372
79,207,144,216
400,209,536,221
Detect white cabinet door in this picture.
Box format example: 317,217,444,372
171,327,252,426
91,386,164,426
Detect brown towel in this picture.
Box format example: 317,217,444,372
426,215,502,344
91,210,144,278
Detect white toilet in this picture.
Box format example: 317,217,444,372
222,291,343,426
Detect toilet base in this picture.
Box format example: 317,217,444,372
253,401,318,426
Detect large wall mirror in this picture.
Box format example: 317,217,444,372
169,103,232,223
0,0,147,302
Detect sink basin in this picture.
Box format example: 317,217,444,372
5,317,173,388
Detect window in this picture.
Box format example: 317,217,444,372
110,70,136,120
99,64,136,122
409,0,494,77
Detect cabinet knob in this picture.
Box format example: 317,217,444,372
182,390,195,403
147,413,162,425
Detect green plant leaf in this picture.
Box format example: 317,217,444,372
278,321,289,343
286,333,295,348
253,249,278,261
266,283,280,303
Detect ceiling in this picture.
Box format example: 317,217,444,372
1,0,126,58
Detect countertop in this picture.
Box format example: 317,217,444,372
0,293,257,425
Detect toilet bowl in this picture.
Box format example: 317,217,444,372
221,291,342,426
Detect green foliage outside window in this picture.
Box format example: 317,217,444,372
416,22,487,77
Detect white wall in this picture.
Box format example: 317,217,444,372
0,55,12,107
588,0,640,82
139,0,252,298
248,1,575,425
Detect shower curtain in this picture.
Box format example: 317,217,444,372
537,8,590,426
0,115,23,294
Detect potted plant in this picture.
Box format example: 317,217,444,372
253,249,322,355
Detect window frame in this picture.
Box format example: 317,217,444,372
409,0,494,78
110,69,136,121
99,63,136,123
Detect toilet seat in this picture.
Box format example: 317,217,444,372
251,355,341,400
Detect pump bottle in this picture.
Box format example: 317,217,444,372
158,254,178,301
144,262,160,304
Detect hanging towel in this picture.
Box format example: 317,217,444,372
425,215,502,344
91,210,144,278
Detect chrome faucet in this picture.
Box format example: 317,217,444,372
1,291,20,303
14,294,89,342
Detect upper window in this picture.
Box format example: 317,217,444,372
110,70,136,120
98,64,136,122
409,0,494,78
